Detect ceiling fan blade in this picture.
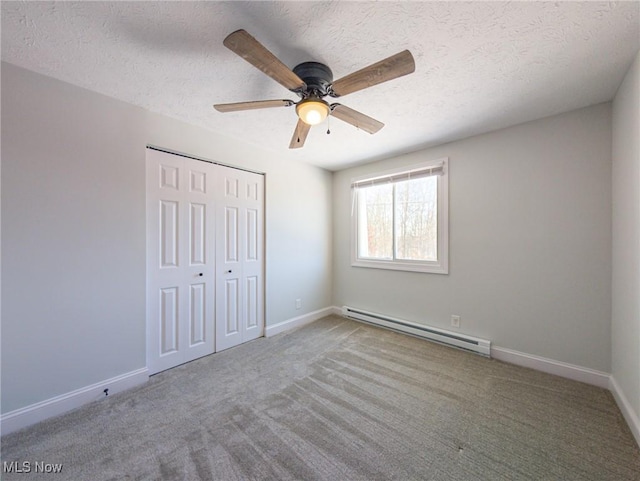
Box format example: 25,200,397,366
330,50,415,97
330,104,384,134
289,119,311,149
214,99,294,113
223,29,306,92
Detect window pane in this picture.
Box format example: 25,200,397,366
357,184,393,259
395,177,438,261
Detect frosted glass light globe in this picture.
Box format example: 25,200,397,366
296,99,329,125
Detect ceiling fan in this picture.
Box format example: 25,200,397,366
214,29,415,149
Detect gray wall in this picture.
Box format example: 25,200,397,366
2,56,630,418
612,50,640,422
333,104,613,372
1,62,333,413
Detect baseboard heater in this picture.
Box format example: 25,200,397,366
341,306,491,357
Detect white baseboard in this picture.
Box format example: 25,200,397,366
0,367,148,436
265,306,340,337
491,346,610,389
609,376,640,447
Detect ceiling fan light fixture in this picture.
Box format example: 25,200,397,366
296,99,330,125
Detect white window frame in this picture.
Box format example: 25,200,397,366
350,157,449,274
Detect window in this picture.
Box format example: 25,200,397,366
351,158,448,274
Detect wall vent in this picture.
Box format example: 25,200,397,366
341,306,491,357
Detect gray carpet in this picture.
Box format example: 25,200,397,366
2,315,639,480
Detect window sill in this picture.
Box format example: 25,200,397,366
351,258,448,274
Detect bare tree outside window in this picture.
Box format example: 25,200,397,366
357,184,393,259
357,177,437,262
395,177,437,261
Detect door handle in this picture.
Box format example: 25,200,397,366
227,270,232,274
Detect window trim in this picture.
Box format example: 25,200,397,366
350,158,449,274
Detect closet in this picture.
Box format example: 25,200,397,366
145,148,264,374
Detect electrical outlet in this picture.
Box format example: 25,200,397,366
451,315,461,328
295,299,302,310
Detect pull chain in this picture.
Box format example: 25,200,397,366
326,114,331,135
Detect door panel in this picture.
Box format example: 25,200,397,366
226,177,239,198
190,169,207,194
246,276,259,329
190,283,206,345
246,209,258,261
190,203,206,265
160,164,179,190
225,279,239,334
160,287,179,355
160,201,179,268
147,150,215,374
216,166,264,351
225,207,239,262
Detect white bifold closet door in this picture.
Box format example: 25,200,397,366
146,148,264,375
214,165,264,352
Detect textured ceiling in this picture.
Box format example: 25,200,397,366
2,1,639,170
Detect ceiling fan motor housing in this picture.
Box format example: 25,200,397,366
292,62,333,97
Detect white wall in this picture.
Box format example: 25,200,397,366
333,104,612,372
1,62,333,414
612,50,640,432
